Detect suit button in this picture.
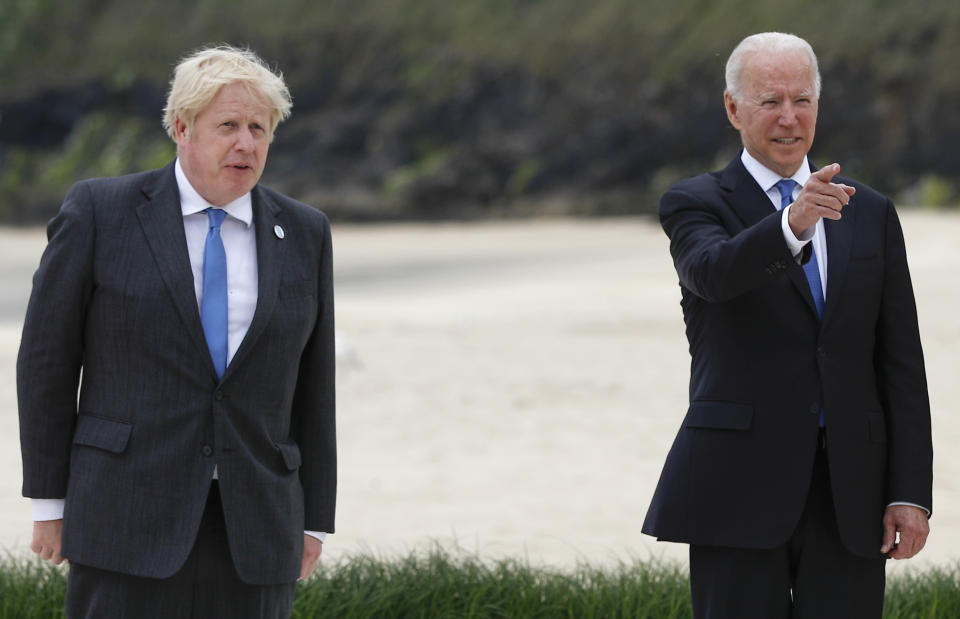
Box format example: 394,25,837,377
202,445,213,457
809,403,820,415
215,391,224,401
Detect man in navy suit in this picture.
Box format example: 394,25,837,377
642,32,932,618
19,46,335,617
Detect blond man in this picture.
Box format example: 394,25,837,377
19,45,335,618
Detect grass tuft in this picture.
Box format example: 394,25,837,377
0,553,67,618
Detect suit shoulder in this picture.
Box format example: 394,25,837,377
837,176,889,203
73,166,167,198
666,171,723,197
659,170,725,214
835,175,895,219
54,165,172,225
257,185,330,229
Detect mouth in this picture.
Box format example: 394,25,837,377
773,138,800,145
226,163,253,170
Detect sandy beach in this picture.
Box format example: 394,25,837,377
1,213,957,574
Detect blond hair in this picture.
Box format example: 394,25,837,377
162,45,292,142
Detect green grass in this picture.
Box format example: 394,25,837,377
0,555,66,618
884,564,960,619
0,549,957,618
294,550,690,618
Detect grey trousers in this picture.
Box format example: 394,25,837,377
66,482,297,619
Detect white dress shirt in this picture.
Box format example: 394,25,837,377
33,159,326,541
177,158,259,364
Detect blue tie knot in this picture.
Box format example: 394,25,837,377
775,179,798,208
206,208,227,229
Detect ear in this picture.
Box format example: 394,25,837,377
174,118,189,145
724,91,742,130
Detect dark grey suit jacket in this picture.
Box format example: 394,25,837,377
18,161,336,585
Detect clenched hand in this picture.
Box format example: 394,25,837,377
31,519,65,565
881,505,929,559
300,534,323,580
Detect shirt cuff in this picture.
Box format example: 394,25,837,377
781,205,813,260
31,498,66,521
305,530,327,542
887,501,931,517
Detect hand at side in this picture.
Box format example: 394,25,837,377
881,505,929,559
300,534,323,580
31,519,66,565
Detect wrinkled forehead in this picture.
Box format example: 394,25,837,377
741,50,817,96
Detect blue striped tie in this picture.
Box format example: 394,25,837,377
201,208,228,379
775,179,825,426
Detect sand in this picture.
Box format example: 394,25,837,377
1,213,957,575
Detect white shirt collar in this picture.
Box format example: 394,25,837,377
740,149,812,193
174,158,253,227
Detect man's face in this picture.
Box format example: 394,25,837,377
724,50,818,178
175,81,272,206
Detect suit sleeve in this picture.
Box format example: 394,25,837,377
875,199,933,513
660,187,797,303
291,213,337,533
18,182,96,498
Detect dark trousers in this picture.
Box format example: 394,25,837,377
66,481,297,619
689,434,886,619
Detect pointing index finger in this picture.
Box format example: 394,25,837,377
811,162,841,183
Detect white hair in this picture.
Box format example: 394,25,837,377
725,32,821,101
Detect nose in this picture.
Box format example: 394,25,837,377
235,127,254,152
779,102,798,126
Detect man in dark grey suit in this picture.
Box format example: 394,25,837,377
18,45,336,617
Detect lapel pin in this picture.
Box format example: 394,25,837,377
274,224,285,239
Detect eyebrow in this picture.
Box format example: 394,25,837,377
754,90,814,101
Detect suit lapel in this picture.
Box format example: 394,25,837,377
821,188,856,324
719,157,819,316
719,158,777,229
136,163,217,376
222,186,287,379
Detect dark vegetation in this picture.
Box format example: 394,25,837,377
3,0,960,224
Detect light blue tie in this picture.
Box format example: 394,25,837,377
775,179,825,426
201,208,228,379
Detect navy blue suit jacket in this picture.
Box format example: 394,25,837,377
642,157,932,559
